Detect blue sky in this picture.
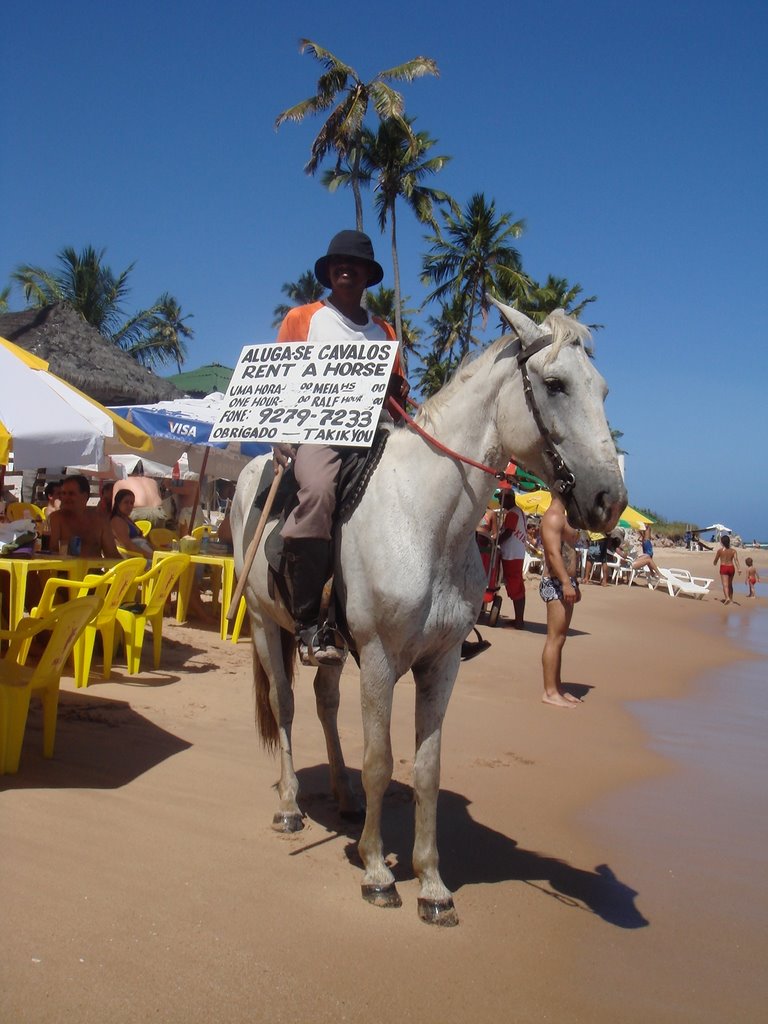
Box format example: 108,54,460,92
2,1,767,538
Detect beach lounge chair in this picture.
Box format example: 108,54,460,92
657,567,713,599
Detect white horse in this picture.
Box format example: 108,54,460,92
231,300,626,926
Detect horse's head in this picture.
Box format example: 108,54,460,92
488,297,627,533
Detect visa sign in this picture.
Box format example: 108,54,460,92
168,420,198,438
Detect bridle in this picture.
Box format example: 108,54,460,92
388,331,578,500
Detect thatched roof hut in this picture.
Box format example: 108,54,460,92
0,303,183,405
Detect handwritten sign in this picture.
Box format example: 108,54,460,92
210,340,399,448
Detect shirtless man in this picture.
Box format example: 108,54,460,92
48,474,121,558
117,473,173,527
539,493,582,708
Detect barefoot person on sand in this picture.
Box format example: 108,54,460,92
539,493,582,707
713,534,741,603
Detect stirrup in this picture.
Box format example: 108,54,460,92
297,624,347,667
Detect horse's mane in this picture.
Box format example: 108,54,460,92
418,309,593,429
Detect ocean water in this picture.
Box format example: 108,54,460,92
581,604,768,1018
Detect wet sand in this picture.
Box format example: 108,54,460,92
1,548,767,1023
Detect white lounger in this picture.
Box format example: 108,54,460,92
657,567,714,599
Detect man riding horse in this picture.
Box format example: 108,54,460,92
273,230,406,666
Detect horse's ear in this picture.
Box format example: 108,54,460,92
487,295,546,351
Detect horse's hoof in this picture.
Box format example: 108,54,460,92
417,897,459,927
361,883,402,908
272,812,304,833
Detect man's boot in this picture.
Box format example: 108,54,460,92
284,538,346,667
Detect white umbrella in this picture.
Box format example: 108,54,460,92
0,333,151,470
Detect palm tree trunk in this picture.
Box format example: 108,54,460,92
351,143,364,231
389,204,404,358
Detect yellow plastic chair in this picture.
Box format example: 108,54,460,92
191,525,216,541
26,558,146,687
149,527,179,551
6,502,43,522
115,553,190,674
134,519,152,537
0,595,102,773
230,596,248,643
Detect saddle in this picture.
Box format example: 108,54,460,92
252,431,390,629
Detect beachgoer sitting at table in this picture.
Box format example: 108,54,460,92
48,474,121,558
43,480,62,515
110,489,154,559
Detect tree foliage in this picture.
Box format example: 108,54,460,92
11,246,192,370
271,269,325,328
422,193,528,359
275,40,439,230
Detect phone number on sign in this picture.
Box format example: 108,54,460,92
211,406,375,441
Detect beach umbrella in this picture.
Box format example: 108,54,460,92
108,393,269,479
516,489,552,516
620,505,654,530
0,334,152,470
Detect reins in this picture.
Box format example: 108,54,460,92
387,328,579,501
386,396,508,480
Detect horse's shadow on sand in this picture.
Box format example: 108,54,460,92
295,765,647,930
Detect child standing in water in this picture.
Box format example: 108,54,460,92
713,535,741,604
745,557,760,598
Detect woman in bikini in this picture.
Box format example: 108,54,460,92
713,534,741,604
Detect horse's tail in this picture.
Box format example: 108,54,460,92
253,627,296,752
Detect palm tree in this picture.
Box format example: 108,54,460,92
275,39,439,229
423,296,466,362
421,193,529,358
13,245,133,338
325,116,455,342
413,345,460,398
365,285,422,369
11,246,193,369
119,293,193,372
272,270,325,328
518,274,600,327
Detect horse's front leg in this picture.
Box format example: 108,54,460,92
313,665,362,820
357,646,401,908
412,649,462,926
252,616,303,833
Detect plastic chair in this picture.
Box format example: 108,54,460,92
115,553,190,674
0,595,102,773
149,527,179,551
25,558,146,687
230,596,248,643
134,519,152,537
191,528,217,544
6,502,43,522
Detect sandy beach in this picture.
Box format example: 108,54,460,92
2,547,767,1023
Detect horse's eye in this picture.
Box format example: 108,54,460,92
544,377,566,395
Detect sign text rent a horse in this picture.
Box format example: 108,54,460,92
211,340,398,447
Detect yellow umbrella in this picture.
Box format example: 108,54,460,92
0,334,152,467
515,489,552,516
620,505,654,530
